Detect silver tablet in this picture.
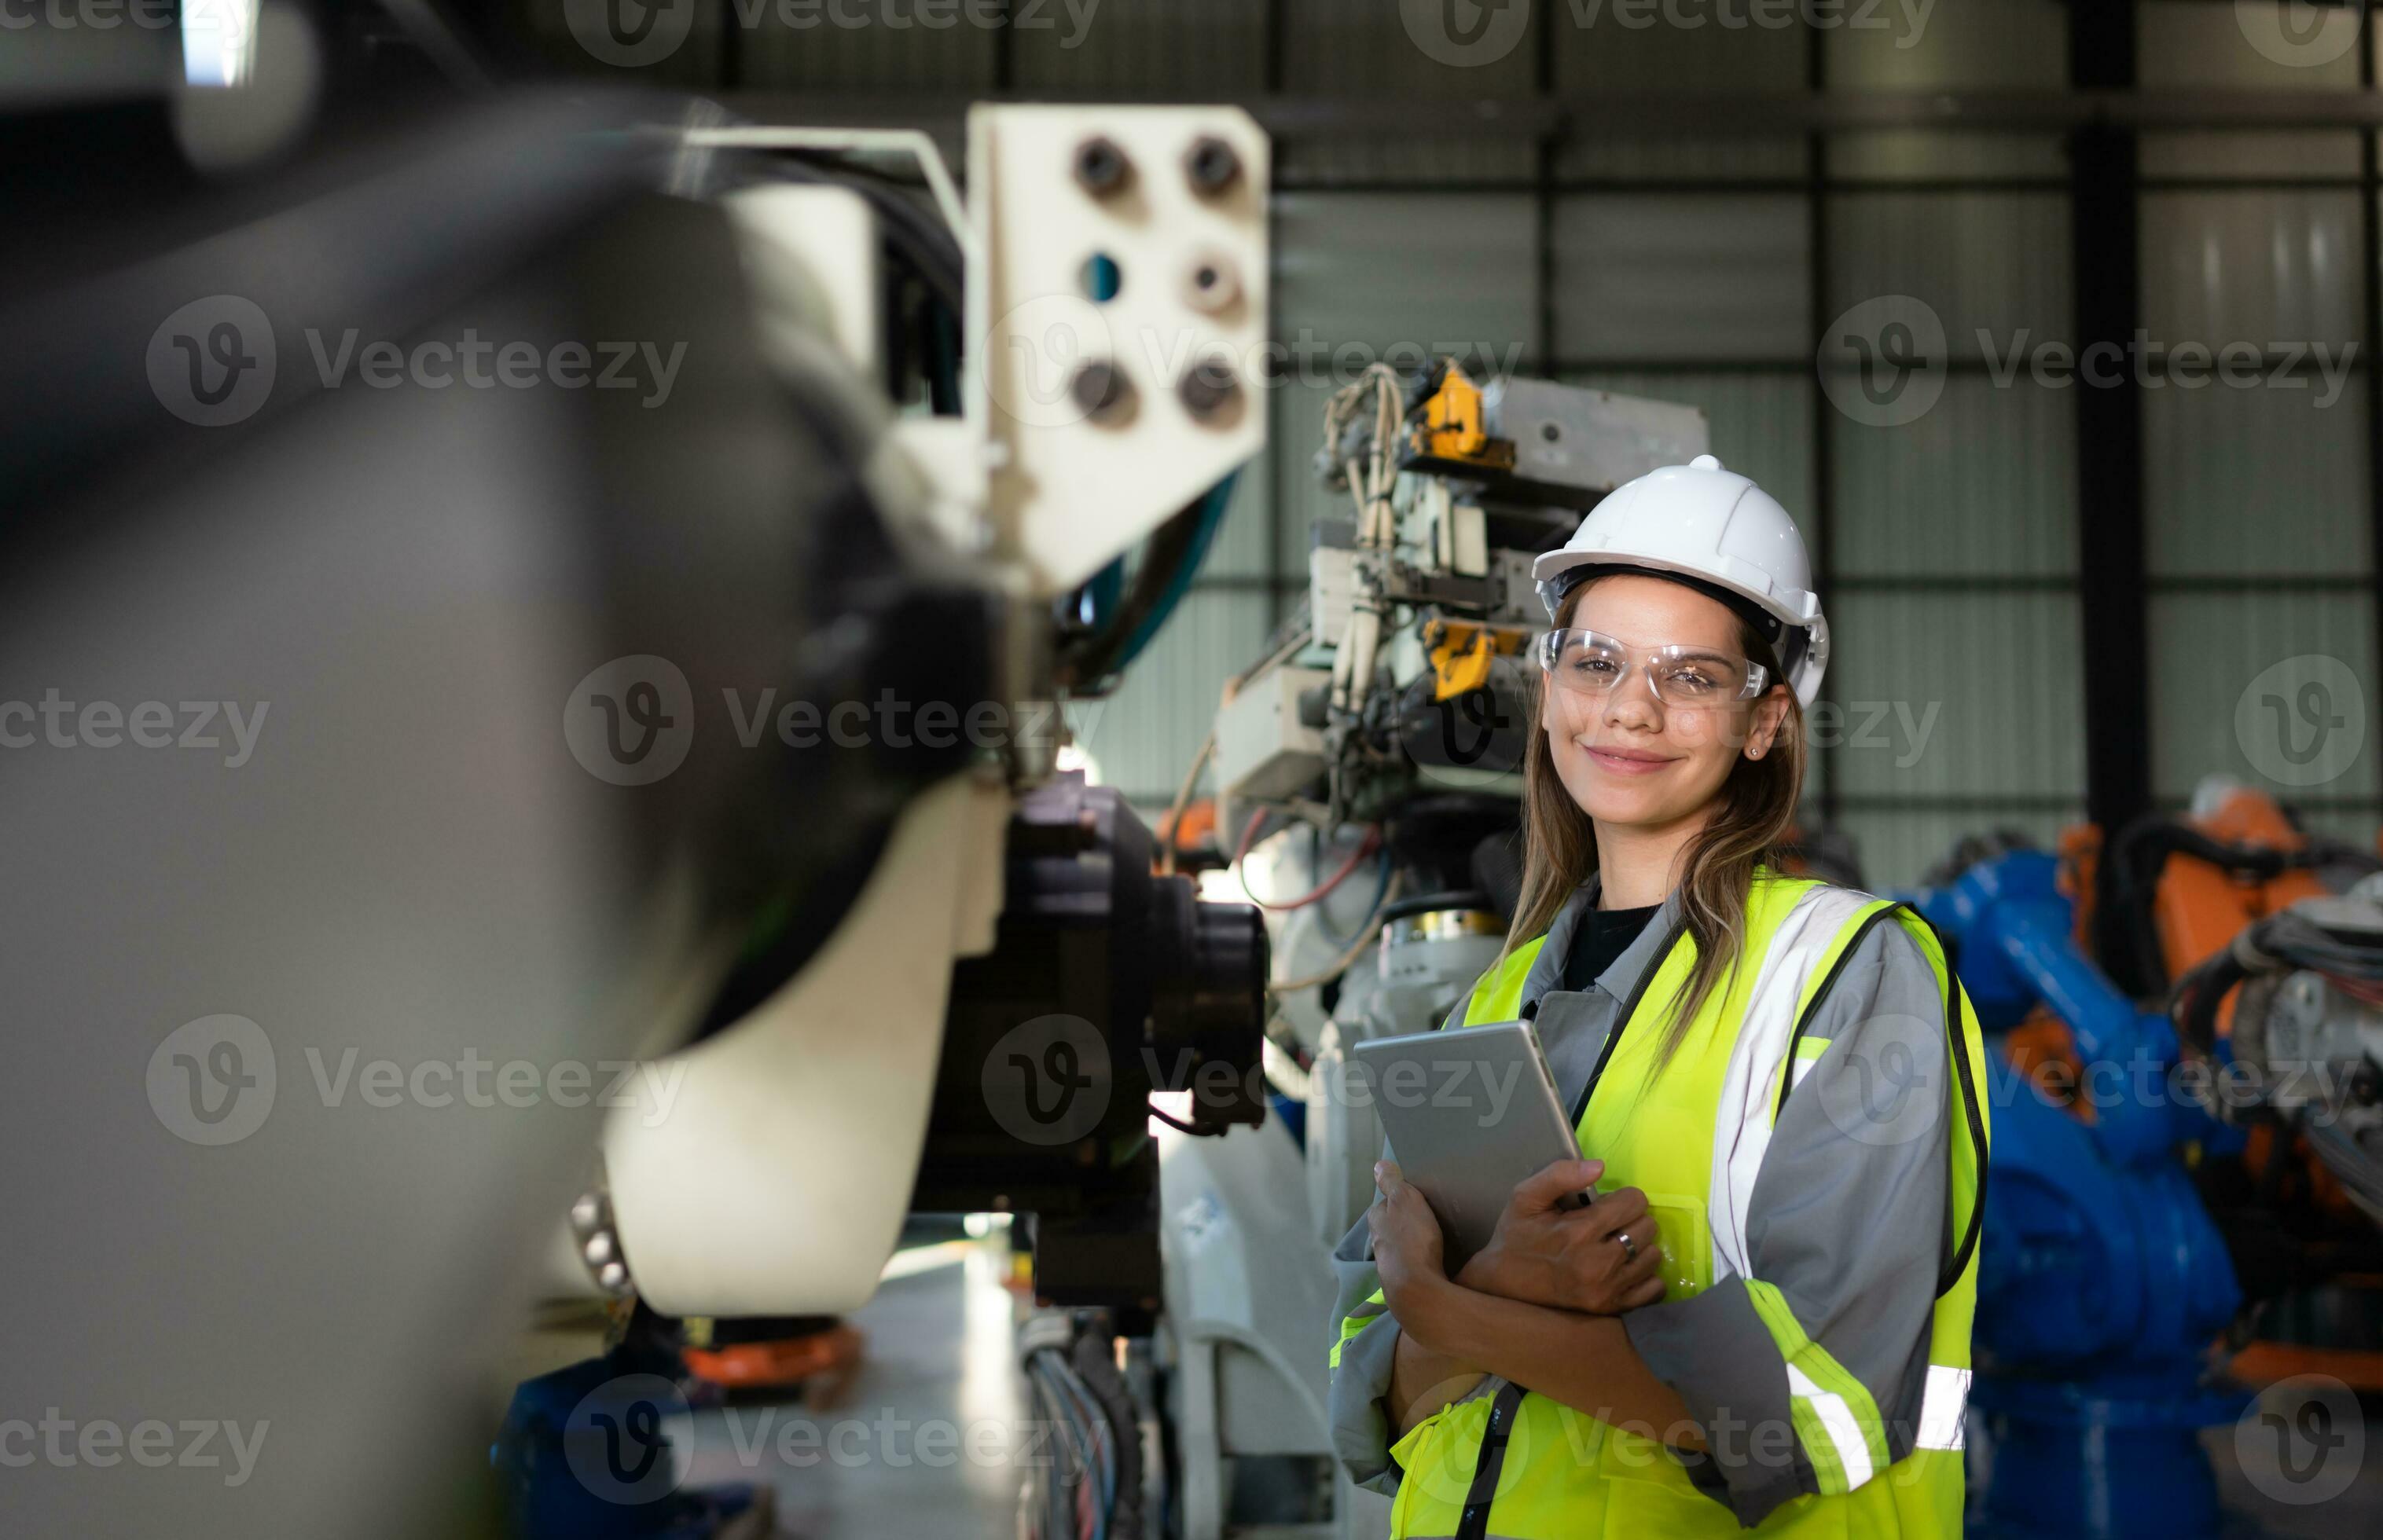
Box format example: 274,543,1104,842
1349,1020,1589,1272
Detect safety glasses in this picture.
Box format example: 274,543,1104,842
1537,627,1768,706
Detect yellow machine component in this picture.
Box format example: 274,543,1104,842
1410,363,1516,471
1423,618,1533,701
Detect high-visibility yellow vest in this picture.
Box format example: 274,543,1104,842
1372,875,1988,1538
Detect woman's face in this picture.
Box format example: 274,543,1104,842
1540,573,1790,835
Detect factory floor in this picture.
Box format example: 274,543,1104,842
671,1231,2383,1540
681,1234,1030,1540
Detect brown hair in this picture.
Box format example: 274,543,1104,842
1506,577,1808,1071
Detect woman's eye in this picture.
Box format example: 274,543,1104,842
1664,667,1719,694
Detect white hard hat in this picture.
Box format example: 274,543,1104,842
1531,454,1830,706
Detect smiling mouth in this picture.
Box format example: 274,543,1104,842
1582,745,1680,776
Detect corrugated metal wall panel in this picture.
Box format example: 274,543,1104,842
1276,139,1539,190
1014,0,1268,92
1555,137,1808,183
1280,0,1537,98
1825,590,2087,802
2145,376,2371,577
1833,378,2079,578
1272,192,1539,356
1199,456,1277,582
1559,370,1813,525
2140,0,2363,178
2149,592,2378,805
1552,195,1809,362
2141,191,2363,353
734,6,998,89
1272,0,1537,185
1079,587,1273,802
1830,194,2074,361
1836,808,2082,896
1272,376,1342,585
1551,5,1805,93
1824,1,2066,89
1828,134,2068,182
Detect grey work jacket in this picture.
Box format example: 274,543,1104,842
1327,878,1954,1527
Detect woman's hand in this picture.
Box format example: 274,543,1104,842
1457,1159,1668,1314
1367,1160,1449,1317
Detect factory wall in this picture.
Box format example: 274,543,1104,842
528,0,2383,887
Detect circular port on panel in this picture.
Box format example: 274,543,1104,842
1071,360,1136,425
1178,357,1243,426
1081,252,1123,303
1183,135,1242,197
1183,251,1240,314
1074,136,1133,198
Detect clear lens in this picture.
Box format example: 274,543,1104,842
1539,629,1765,706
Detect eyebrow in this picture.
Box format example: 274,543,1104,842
1568,630,1739,662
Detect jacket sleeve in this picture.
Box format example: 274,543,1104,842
1327,1208,1404,1495
1326,990,1482,1494
1620,919,1954,1527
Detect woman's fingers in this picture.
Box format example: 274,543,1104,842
1373,1159,1405,1197
1581,1184,1650,1241
1613,1218,1665,1285
1514,1157,1604,1212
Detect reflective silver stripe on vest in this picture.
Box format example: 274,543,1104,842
1915,1364,1970,1452
1707,885,1879,1283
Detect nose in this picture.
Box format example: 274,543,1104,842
1602,668,1663,732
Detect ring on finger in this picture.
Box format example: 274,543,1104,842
1616,1229,1638,1262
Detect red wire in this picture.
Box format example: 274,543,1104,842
1234,809,1382,911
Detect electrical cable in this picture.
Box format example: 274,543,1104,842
1145,1102,1200,1135
1061,475,1236,692
1268,874,1408,995
1108,475,1237,676
1158,731,1214,877
1233,810,1380,911
1035,1350,1116,1540
1313,845,1396,948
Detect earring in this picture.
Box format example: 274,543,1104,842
1747,746,1764,760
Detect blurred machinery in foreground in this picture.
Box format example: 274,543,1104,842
1908,779,2383,1539
1147,363,1707,1538
3,68,1274,1539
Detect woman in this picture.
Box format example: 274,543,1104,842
1327,456,1988,1538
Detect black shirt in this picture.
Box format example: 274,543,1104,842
1561,903,1658,995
